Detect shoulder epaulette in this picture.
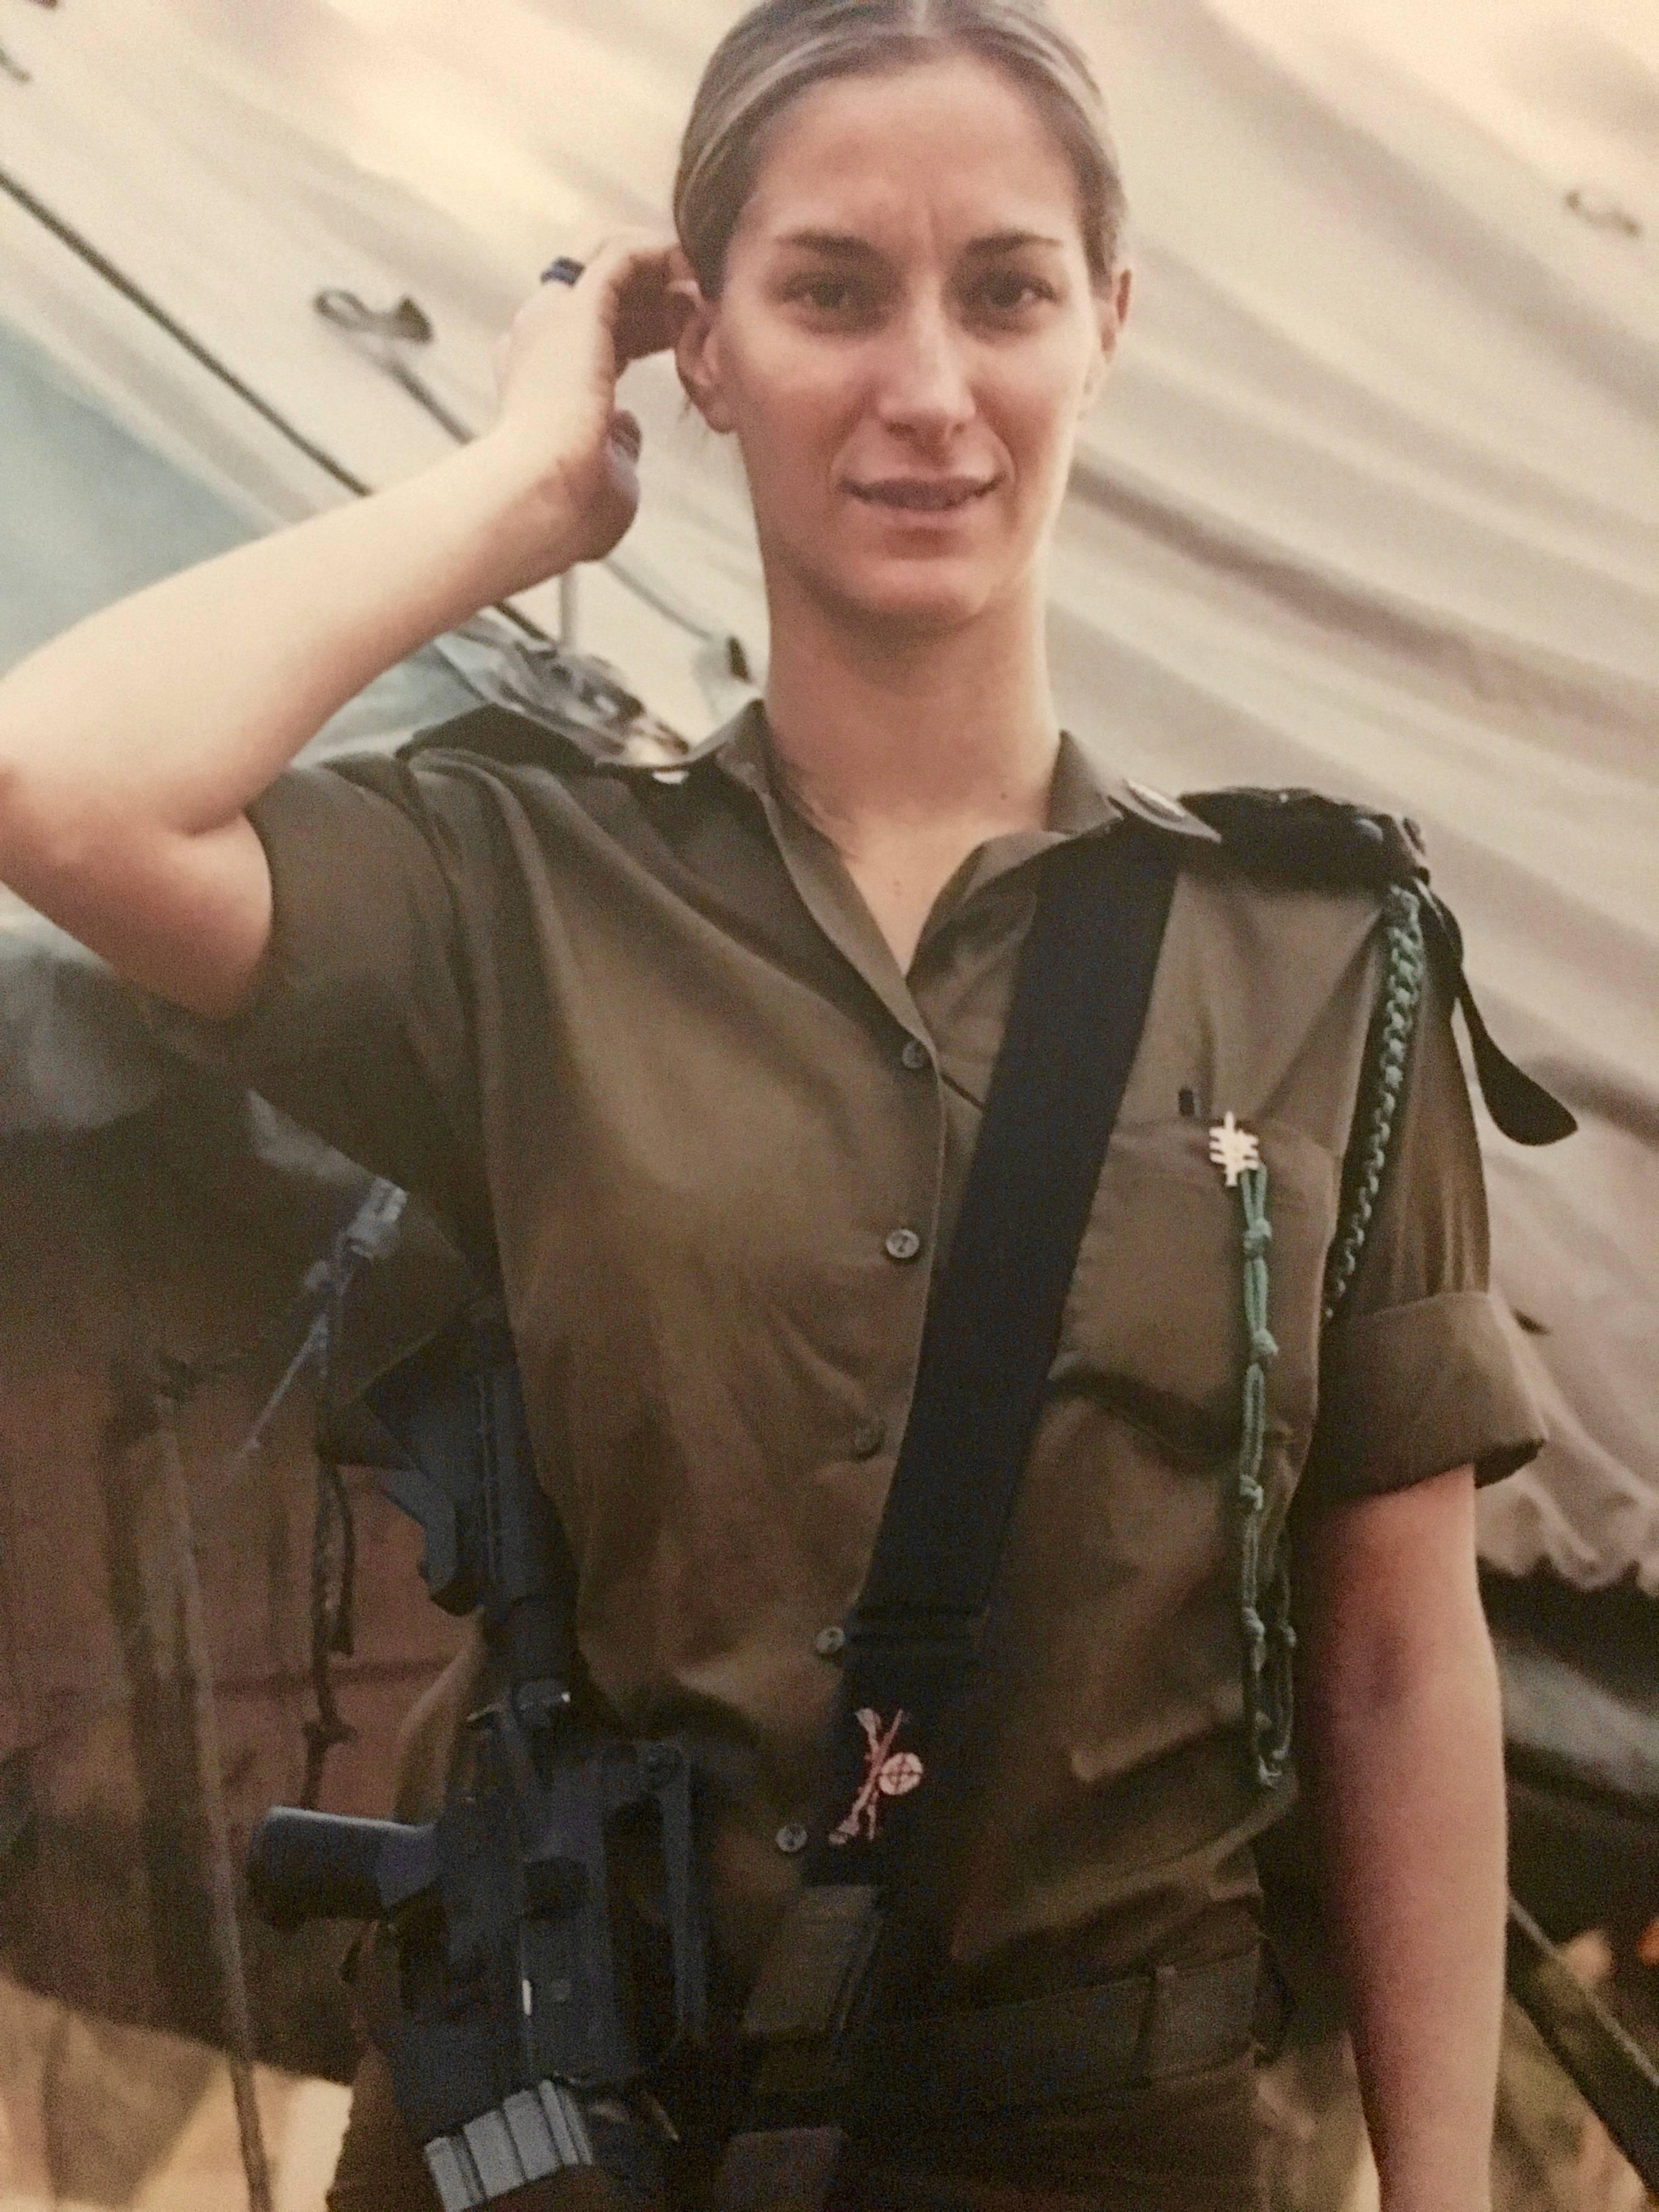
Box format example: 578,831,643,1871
399,703,603,776
1180,784,1575,1147
1179,785,1428,893
397,637,714,778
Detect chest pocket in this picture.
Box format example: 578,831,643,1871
1050,1118,1341,1469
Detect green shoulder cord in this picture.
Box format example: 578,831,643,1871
1234,1158,1291,1789
1322,885,1430,1324
1234,883,1429,1789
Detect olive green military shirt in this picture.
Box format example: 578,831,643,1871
149,699,1544,2003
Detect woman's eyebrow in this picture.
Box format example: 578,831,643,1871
962,230,1066,255
774,225,1070,266
775,229,882,258
774,228,1065,258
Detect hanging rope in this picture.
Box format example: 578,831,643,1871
146,1179,400,1816
298,1225,368,1809
299,1456,357,1809
228,1186,404,1807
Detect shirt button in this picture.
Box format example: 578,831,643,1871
851,1417,886,1460
884,1226,923,1263
901,1038,930,1073
775,1822,810,1856
814,1625,847,1658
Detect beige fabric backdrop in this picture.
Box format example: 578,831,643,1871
1,0,1655,1588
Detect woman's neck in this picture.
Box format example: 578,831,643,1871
759,575,1062,973
761,578,1060,855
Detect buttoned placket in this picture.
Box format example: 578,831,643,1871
706,714,1222,1739
713,733,951,1663
720,731,946,1205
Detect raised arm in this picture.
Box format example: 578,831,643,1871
0,234,674,1019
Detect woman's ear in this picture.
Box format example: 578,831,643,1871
668,245,736,433
1082,262,1133,405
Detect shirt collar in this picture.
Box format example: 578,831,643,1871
705,699,1215,845
690,701,1217,1001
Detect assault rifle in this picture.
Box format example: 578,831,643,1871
247,1314,707,2211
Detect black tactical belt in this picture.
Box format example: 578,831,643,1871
717,1949,1260,2211
849,1948,1262,2123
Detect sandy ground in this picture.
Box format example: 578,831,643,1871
0,1974,347,2212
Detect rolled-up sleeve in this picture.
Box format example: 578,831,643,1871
136,751,487,1235
1301,959,1547,1503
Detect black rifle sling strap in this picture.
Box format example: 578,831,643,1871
806,822,1178,1894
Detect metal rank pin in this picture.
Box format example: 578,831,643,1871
1124,778,1190,826
422,2080,595,2211
1207,1112,1262,1188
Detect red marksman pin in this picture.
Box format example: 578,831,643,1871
827,1708,926,1847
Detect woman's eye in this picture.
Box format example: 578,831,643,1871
790,277,869,317
782,270,1054,322
974,274,1052,316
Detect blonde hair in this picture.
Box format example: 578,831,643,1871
673,0,1128,297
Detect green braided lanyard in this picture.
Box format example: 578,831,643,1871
1322,886,1430,1325
1233,1161,1293,1788
1233,884,1429,1789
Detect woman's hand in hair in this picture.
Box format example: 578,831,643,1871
486,230,681,582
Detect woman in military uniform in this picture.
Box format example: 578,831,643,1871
0,2,1548,2206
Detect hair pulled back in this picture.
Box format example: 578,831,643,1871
673,0,1128,299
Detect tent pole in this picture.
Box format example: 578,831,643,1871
153,1383,276,2212
1506,1898,1659,2194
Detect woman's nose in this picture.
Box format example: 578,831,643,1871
874,303,975,436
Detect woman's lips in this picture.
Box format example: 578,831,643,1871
845,475,998,511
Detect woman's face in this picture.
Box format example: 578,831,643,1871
674,54,1129,640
